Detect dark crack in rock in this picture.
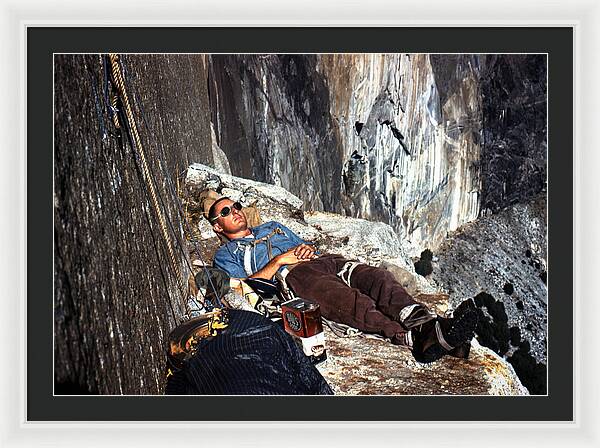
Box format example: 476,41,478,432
507,348,547,395
468,292,546,394
509,326,521,347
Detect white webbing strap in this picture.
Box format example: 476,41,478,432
275,267,294,301
435,321,455,351
405,330,413,348
336,261,362,287
322,317,362,338
243,245,253,277
398,304,419,323
279,267,290,280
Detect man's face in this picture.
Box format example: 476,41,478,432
212,199,248,236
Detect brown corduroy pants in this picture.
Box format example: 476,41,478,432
285,254,417,343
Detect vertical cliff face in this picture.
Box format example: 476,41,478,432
317,54,482,251
54,54,213,394
208,55,344,212
208,54,535,252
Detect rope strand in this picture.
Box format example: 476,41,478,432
107,53,225,316
108,53,186,297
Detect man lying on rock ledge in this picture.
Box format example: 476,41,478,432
208,196,478,363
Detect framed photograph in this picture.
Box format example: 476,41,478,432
3,0,597,446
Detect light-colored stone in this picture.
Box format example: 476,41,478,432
316,54,481,253
209,122,232,175
187,162,304,211
317,328,527,396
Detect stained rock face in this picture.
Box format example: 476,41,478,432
207,54,546,254
185,163,527,395
207,54,479,252
317,54,482,252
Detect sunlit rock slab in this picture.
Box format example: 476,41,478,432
318,330,527,396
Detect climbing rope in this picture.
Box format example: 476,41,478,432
108,53,185,296
106,53,225,317
123,64,225,311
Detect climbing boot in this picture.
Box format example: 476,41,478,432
409,306,478,363
397,304,437,329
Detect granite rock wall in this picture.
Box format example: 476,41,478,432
53,53,547,395
207,54,546,253
54,54,213,394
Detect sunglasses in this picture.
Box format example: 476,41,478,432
210,201,243,222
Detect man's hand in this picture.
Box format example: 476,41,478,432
293,243,317,260
249,244,317,280
276,244,317,265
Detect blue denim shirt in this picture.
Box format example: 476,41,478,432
213,221,309,279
